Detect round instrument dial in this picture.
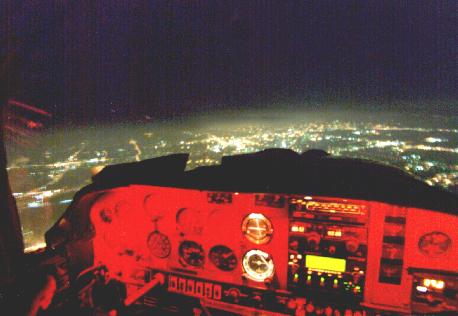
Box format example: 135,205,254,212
209,245,238,271
345,238,359,253
242,213,273,244
147,232,171,258
242,249,274,282
418,231,451,257
179,241,205,267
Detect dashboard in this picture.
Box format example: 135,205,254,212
43,150,458,315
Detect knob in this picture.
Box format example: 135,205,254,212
306,275,312,285
306,302,315,313
307,232,321,250
287,299,297,310
346,238,359,253
319,276,326,287
325,306,333,316
264,278,273,287
289,240,299,250
193,308,203,316
333,278,339,288
252,295,262,304
353,273,362,285
227,288,240,302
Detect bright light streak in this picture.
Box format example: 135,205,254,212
24,242,47,253
9,99,52,117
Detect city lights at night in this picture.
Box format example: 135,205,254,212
5,112,457,249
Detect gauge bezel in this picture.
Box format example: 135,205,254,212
418,231,452,257
179,240,205,267
147,231,171,258
208,245,238,271
242,249,275,282
241,213,273,245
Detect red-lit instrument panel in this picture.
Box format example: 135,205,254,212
54,185,457,315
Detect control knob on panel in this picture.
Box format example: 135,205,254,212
345,238,359,253
352,272,363,285
289,240,299,251
226,288,241,303
307,232,321,251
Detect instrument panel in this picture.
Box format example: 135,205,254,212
48,185,458,315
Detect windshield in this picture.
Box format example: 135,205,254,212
2,1,457,251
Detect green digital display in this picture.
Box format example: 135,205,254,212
305,255,346,272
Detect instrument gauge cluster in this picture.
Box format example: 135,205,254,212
59,153,458,316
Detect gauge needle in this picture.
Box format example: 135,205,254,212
256,257,267,266
249,227,267,233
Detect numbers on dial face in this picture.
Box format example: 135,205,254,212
179,241,205,267
209,245,238,271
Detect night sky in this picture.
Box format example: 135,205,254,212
1,1,456,125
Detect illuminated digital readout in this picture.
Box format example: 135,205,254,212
305,255,346,272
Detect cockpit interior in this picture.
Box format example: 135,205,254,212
35,149,458,315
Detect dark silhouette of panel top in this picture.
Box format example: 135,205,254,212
83,148,457,215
